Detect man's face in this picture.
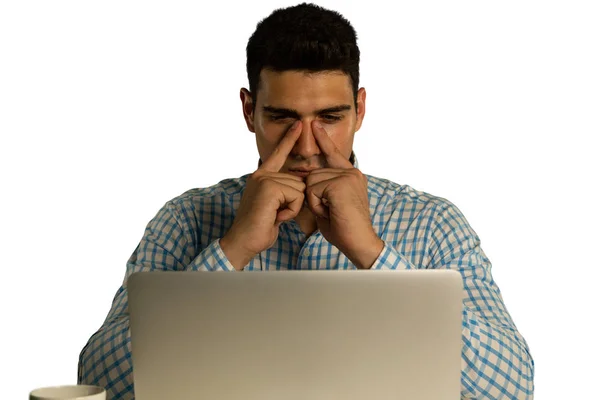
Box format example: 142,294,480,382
241,69,366,173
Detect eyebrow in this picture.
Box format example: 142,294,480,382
263,104,352,118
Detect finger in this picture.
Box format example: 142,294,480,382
306,180,330,219
260,120,302,173
306,190,329,219
274,185,306,222
261,170,307,182
267,176,306,192
312,120,353,169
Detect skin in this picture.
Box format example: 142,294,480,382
240,68,367,234
232,68,384,269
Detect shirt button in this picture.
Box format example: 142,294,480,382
303,249,310,257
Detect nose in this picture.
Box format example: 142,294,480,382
290,119,320,160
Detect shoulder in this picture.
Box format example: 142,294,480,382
365,174,476,244
156,174,251,220
364,174,458,215
172,174,249,205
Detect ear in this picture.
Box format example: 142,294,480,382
240,88,255,133
354,87,366,132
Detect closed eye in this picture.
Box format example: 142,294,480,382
267,114,343,122
321,114,342,122
269,115,292,121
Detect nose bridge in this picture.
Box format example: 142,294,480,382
293,118,319,156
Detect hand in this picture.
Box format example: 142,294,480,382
221,121,306,270
305,121,383,268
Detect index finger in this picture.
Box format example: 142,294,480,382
312,120,353,169
260,120,302,172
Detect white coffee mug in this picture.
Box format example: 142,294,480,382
29,385,106,400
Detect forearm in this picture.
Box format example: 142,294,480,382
461,307,534,399
78,315,134,400
78,201,244,400
129,200,241,274
219,234,255,271
370,235,534,397
345,237,385,269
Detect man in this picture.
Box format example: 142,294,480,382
78,3,534,399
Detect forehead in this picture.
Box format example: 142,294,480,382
256,69,353,110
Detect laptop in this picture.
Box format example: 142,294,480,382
128,270,463,400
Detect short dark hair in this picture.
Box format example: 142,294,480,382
246,3,360,112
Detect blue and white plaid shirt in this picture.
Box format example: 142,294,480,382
78,152,534,399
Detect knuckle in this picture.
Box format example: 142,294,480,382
250,170,264,180
262,178,275,190
351,168,364,181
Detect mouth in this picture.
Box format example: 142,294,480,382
289,170,311,177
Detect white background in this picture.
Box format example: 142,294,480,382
1,1,598,398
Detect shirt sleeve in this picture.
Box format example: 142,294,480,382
371,201,535,399
77,200,236,399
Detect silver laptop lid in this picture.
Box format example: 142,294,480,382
128,270,463,400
